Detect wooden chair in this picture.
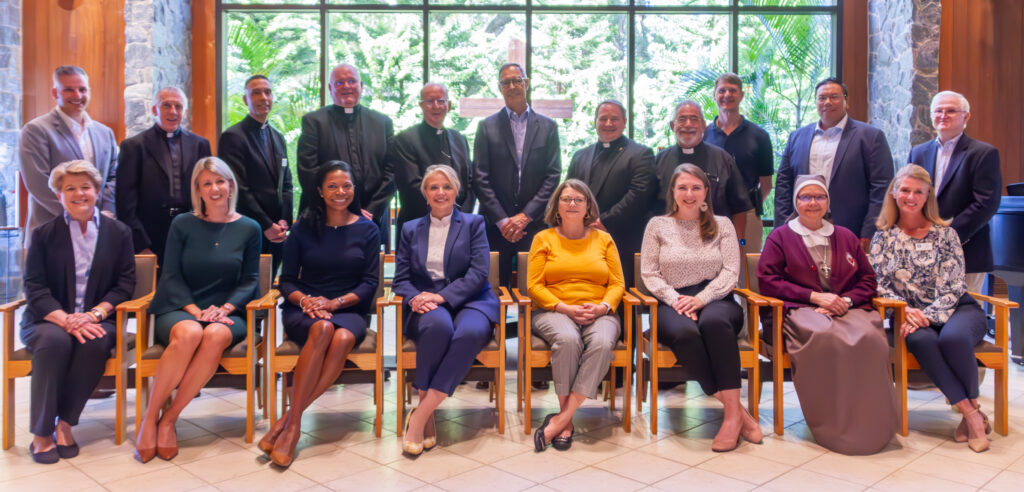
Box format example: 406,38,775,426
2,254,157,449
392,252,512,436
264,252,387,437
742,252,906,436
512,251,633,434
627,253,765,434
893,291,1016,436
135,254,274,443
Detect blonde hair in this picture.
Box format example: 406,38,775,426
190,157,239,218
49,160,102,194
666,164,718,241
420,164,461,198
875,164,951,230
544,179,600,227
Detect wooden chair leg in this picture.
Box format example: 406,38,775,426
396,367,406,437
245,363,255,443
996,365,1008,435
623,360,632,433
748,358,760,421
2,377,13,450
374,366,383,438
773,357,784,436
115,365,126,445
650,359,659,434
524,361,533,435
609,371,616,412
135,372,147,440
497,367,506,434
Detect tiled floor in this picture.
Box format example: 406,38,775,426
3,362,1024,492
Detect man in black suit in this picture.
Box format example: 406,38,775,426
296,63,394,246
909,91,1001,293
219,75,294,274
390,82,473,241
567,99,656,288
116,86,211,263
473,62,561,285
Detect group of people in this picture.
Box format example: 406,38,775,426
15,58,1003,467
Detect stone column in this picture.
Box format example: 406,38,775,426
125,0,193,138
868,0,941,164
0,0,20,227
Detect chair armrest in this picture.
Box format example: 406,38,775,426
116,292,154,313
872,297,906,310
246,289,280,312
0,298,26,313
498,286,513,307
968,292,1019,309
511,288,531,307
622,290,642,307
375,288,396,308
732,288,774,308
628,287,657,307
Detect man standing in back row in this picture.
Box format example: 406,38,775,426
473,63,561,285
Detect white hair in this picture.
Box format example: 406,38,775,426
930,90,970,113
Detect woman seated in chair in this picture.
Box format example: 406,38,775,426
257,161,380,466
393,165,498,457
21,160,135,464
869,164,991,452
528,179,624,452
136,157,261,463
758,174,897,455
639,164,760,452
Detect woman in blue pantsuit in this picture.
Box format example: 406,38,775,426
393,165,499,456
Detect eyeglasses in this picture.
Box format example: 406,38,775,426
796,194,829,203
932,109,964,116
816,94,844,103
331,79,359,88
674,115,703,125
559,197,585,205
420,98,448,106
500,77,527,88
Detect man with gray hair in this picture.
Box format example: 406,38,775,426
19,65,118,245
909,90,1001,293
116,86,212,262
654,99,752,235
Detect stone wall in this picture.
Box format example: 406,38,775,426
125,0,193,138
0,0,20,228
868,0,940,164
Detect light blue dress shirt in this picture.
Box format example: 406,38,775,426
64,208,100,313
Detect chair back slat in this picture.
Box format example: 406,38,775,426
375,252,386,299
517,251,529,293
258,254,272,296
632,253,652,296
745,253,761,294
488,251,499,288
133,254,158,298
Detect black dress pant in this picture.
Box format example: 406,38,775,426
21,321,115,436
905,302,987,404
655,296,743,395
262,239,284,277
486,221,542,287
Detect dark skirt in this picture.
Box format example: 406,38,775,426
154,310,246,346
281,303,368,346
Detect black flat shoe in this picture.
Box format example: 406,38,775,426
30,443,60,464
533,413,556,452
53,432,79,459
551,424,574,451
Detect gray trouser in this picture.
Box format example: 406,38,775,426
532,310,620,399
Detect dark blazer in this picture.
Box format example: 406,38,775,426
392,209,500,325
774,118,894,238
116,125,211,258
567,137,656,279
219,116,295,231
472,108,561,226
758,223,877,310
296,105,394,217
908,133,1002,273
22,215,136,328
390,122,474,231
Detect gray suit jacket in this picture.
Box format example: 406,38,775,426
18,108,117,238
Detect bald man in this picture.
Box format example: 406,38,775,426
116,86,212,262
296,63,395,243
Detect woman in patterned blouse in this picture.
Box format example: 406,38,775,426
869,164,990,452
640,164,761,452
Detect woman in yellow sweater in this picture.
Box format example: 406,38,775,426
527,179,625,452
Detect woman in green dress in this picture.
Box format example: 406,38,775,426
134,157,262,463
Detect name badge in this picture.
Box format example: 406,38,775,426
915,242,933,251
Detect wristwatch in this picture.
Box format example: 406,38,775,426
842,296,853,307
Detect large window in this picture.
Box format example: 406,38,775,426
218,0,839,221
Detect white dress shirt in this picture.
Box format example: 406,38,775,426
426,212,453,280
64,208,101,313
933,132,963,191
55,106,96,165
808,114,848,185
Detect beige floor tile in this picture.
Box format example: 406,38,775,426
636,434,717,467
386,448,483,483
434,465,536,492
872,469,976,492
592,449,688,485
180,449,269,483
983,469,1024,492
323,465,424,492
550,433,630,465
544,466,645,492
651,468,756,492
173,431,253,464
0,448,72,481
520,485,558,492
758,468,865,492
214,467,318,492
443,433,533,464
1008,454,1024,474
73,449,175,484
345,435,407,465
929,432,1024,469
801,452,898,486
491,448,586,483
697,452,791,486
287,448,378,483
104,464,207,492
305,414,386,449
901,451,1002,488
0,466,101,491
734,432,827,467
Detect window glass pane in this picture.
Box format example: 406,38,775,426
223,11,321,204
737,12,833,221
327,12,424,131
531,13,628,170
633,14,729,151
740,0,837,6
328,0,421,5
430,0,525,6
639,0,731,6
534,0,626,6
222,0,317,5
428,12,526,146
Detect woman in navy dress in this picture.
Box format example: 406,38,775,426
257,161,380,467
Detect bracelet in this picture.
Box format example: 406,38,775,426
90,308,104,321
87,311,100,323
299,294,310,307
92,305,108,320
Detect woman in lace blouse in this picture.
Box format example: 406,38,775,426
869,164,990,452
640,164,761,452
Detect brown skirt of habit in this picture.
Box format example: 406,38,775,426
784,307,899,455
